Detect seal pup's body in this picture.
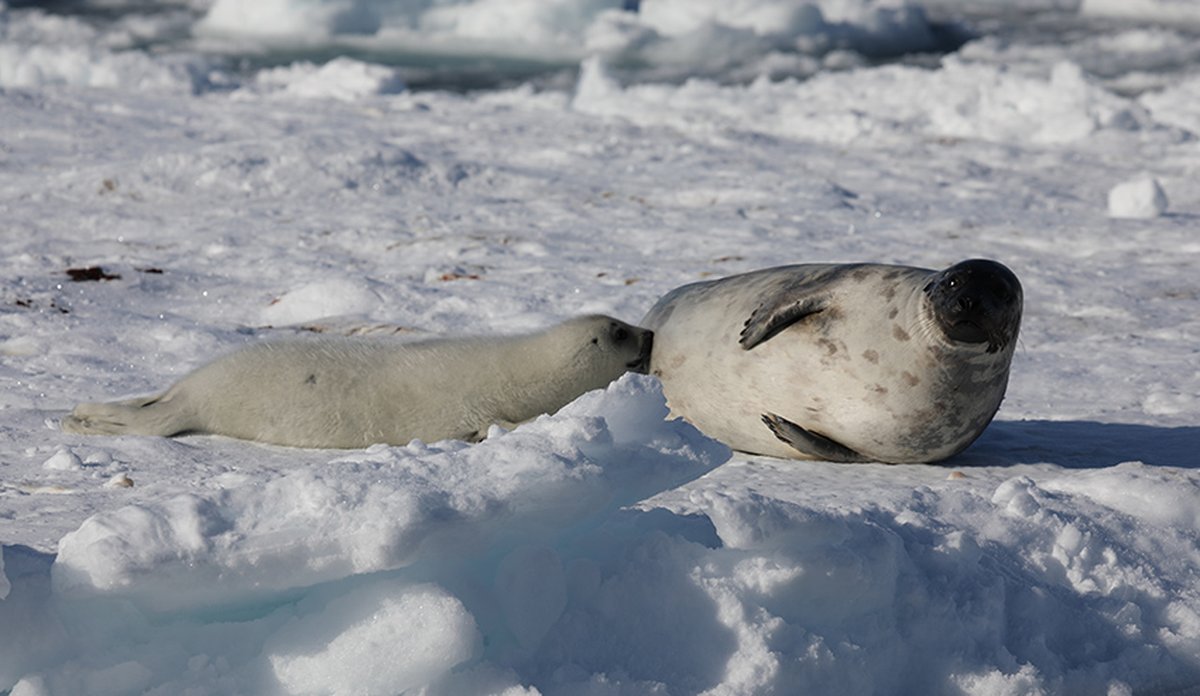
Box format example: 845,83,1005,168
642,260,1022,463
63,315,653,448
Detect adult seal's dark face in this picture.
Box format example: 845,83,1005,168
925,259,1022,353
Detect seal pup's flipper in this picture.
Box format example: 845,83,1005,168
62,393,194,437
761,413,866,462
740,297,827,350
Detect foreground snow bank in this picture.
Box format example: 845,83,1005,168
641,459,1200,694
2,376,729,694
6,393,1200,694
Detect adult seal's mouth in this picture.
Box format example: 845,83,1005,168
925,259,1023,353
946,319,987,344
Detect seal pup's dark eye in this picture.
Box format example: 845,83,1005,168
613,326,630,342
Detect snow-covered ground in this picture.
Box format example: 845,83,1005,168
3,1,1200,694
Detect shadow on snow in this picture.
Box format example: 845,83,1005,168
957,420,1200,469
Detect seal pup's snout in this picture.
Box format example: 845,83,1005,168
927,259,1023,352
628,329,654,373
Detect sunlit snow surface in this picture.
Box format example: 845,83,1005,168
3,1,1200,694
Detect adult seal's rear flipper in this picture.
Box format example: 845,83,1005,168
739,296,828,350
761,413,867,462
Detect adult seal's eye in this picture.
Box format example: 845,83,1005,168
613,326,630,342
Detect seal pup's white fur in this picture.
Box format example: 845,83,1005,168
642,260,1022,463
63,315,653,448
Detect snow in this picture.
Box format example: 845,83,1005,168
1106,176,1168,219
3,0,1200,695
243,58,407,102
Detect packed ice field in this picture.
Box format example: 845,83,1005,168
2,0,1200,694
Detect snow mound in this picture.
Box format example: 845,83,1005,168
261,279,383,326
266,581,481,696
242,57,406,100
52,375,725,613
1107,175,1168,219
634,459,1200,694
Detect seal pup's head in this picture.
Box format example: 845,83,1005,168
570,315,655,375
924,259,1022,353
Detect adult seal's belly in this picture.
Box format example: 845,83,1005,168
641,260,1022,463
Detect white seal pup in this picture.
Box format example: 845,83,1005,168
641,260,1022,463
62,315,653,449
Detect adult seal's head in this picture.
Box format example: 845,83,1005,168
924,259,1022,353
641,260,1023,464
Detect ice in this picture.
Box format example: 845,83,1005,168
573,56,1147,147
198,0,384,38
192,0,954,83
1139,73,1200,132
4,0,1200,693
1080,0,1200,24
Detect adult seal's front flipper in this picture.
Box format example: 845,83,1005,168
739,296,828,350
761,413,867,462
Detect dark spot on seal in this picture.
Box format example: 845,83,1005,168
817,338,839,356
305,374,317,385
888,307,899,319
902,371,921,387
591,338,599,345
893,325,910,342
872,384,889,396
851,268,870,281
862,349,879,364
883,286,897,301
